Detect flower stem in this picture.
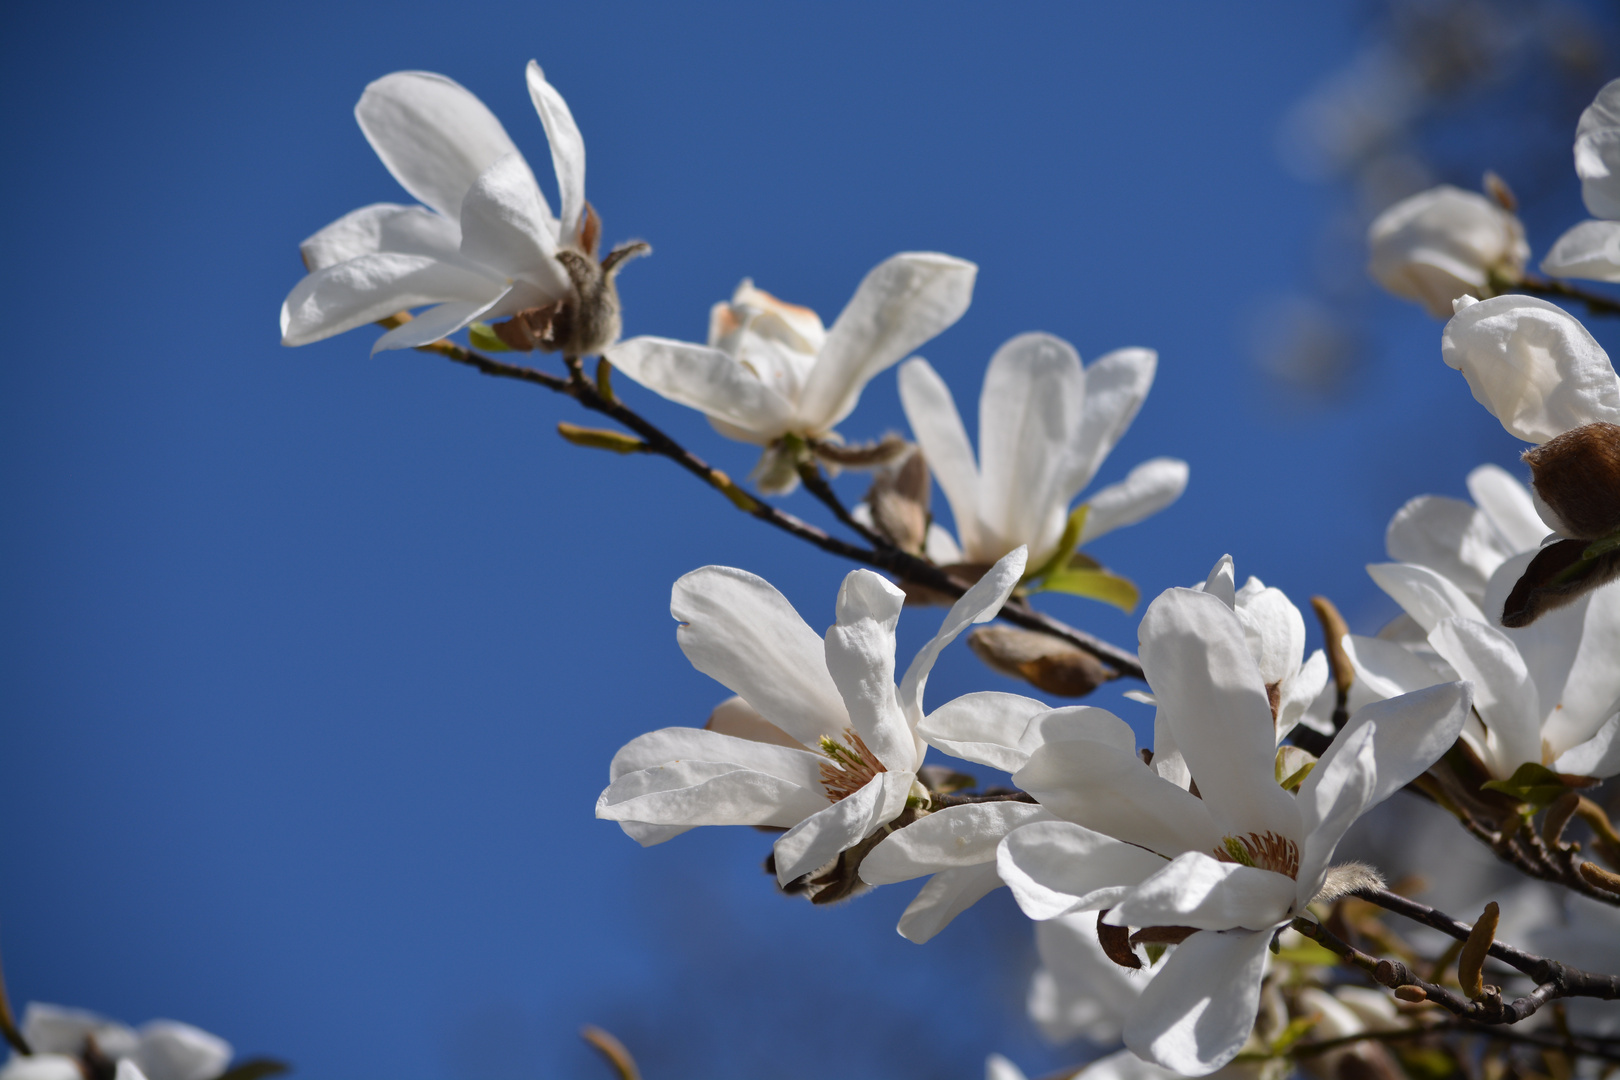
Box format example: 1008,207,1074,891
0,934,31,1056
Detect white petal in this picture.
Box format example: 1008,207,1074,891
133,1022,233,1080
1576,81,1620,219
280,253,500,347
298,203,464,272
1440,294,1620,443
1366,561,1485,633
898,862,1005,943
796,252,977,433
824,570,913,772
898,357,982,555
997,820,1169,920
1067,347,1158,496
1026,706,1138,755
985,1053,1027,1080
1107,851,1295,931
1541,220,1620,283
975,333,1086,562
917,691,1051,772
1277,650,1330,738
862,801,1052,884
1341,634,1452,700
1296,681,1471,896
671,566,847,747
1030,914,1152,1044
1139,589,1302,844
525,61,586,245
1015,739,1221,858
355,71,519,220
607,725,825,788
703,695,801,748
370,298,498,354
596,760,827,829
458,152,570,295
1428,618,1542,776
924,523,965,565
1386,494,1518,598
1551,712,1620,778
615,820,691,846
0,1055,86,1080
21,1004,120,1056
115,1065,149,1080
898,547,1026,723
1532,580,1620,757
1367,185,1526,318
1234,583,1305,687
1078,459,1189,544
1466,464,1547,552
1070,1049,1179,1080
772,773,890,883
1196,554,1236,608
606,337,793,441
1123,928,1273,1076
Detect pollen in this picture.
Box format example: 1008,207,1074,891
1214,831,1299,878
818,727,885,802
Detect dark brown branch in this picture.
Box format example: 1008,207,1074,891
796,460,888,549
1288,1022,1620,1065
1516,275,1620,319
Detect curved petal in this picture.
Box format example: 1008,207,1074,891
1233,581,1305,687
862,801,1052,884
1576,82,1620,219
772,772,891,883
899,548,1026,724
1428,619,1540,776
796,252,977,432
526,61,586,245
1030,915,1153,1044
1026,706,1138,756
1296,681,1471,897
1466,464,1547,552
1139,589,1301,843
1122,927,1273,1076
1386,494,1518,598
614,819,691,847
997,820,1170,920
924,522,964,565
299,203,465,272
458,152,570,296
703,695,801,748
22,1006,134,1057
280,253,500,347
596,760,827,829
897,862,1005,944
370,297,497,354
1551,712,1620,778
1277,651,1330,738
1541,220,1620,283
1198,554,1236,608
917,691,1051,772
976,333,1086,559
1078,459,1189,544
0,1055,85,1080
671,566,847,747
132,1023,232,1080
898,357,982,555
1106,851,1295,931
607,725,826,788
606,337,794,440
825,570,912,772
1341,634,1453,700
1015,739,1221,859
1533,580,1620,756
355,71,519,220
1067,347,1158,497
1367,562,1485,632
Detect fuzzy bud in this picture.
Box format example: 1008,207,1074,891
1523,422,1620,540
864,447,931,553
967,625,1117,697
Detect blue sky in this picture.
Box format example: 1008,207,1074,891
2,3,1614,1080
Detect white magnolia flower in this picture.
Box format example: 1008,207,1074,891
1367,185,1528,318
605,256,977,493
987,1049,1178,1080
997,586,1470,1075
282,62,588,353
1542,79,1620,282
0,1005,231,1080
896,334,1188,569
1382,464,1549,605
595,547,1025,889
1027,910,1156,1045
1440,295,1620,445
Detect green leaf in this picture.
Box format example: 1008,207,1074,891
468,321,511,353
1480,761,1569,808
1024,505,1088,583
1037,566,1139,612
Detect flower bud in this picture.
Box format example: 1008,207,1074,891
1367,185,1527,318
1522,422,1620,540
864,447,931,553
966,625,1116,697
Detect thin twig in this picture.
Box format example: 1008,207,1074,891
1516,275,1620,318
796,460,888,548
1288,1022,1620,1064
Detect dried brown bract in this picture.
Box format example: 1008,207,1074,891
967,624,1117,697
1523,421,1620,540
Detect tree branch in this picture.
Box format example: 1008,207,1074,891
1515,275,1620,318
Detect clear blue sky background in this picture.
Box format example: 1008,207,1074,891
3,4,1615,1080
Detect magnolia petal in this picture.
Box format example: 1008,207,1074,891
116,1065,149,1080
1106,851,1296,931
1277,650,1330,738
596,760,826,829
1078,459,1189,544
1386,494,1519,598
1542,220,1620,283
298,203,465,272
1576,81,1620,219
704,695,801,748
898,862,1005,944
1466,464,1547,553
1068,1049,1178,1080
606,725,825,788
355,71,519,220
1123,927,1273,1076
1016,739,1221,858
1341,634,1452,700
1296,682,1471,897
280,253,500,347
1030,914,1152,1044
607,337,794,439
525,61,586,244
1551,712,1620,778
773,773,890,884
825,570,913,773
1026,706,1138,755
898,357,982,555
22,1006,137,1058
0,1055,85,1080
997,820,1169,920
458,152,570,295
898,547,1026,722
370,298,497,353
671,566,847,747
917,691,1051,772
1233,581,1305,687
925,523,965,565
1367,561,1485,632
1428,619,1541,775
1197,554,1236,608
1139,589,1302,843
133,1022,233,1080
1068,347,1158,497
797,252,977,433
863,801,1051,884
615,820,691,847
986,1053,1027,1080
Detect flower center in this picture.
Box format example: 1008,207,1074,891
818,727,885,802
1214,831,1299,878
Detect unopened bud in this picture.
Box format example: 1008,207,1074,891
865,448,931,553
556,422,646,454
1523,422,1620,540
1393,986,1428,1003
1483,171,1518,213
1501,537,1620,628
1579,860,1620,896
1457,901,1499,999
967,625,1117,697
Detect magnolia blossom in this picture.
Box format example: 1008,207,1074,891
0,1005,231,1080
987,1050,1177,1080
605,257,976,493
1027,910,1155,1045
994,586,1469,1074
1440,295,1620,445
1367,185,1527,318
282,62,588,353
595,548,1025,890
1382,464,1549,605
1543,79,1620,282
896,333,1188,568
